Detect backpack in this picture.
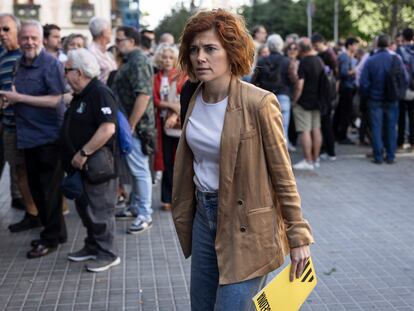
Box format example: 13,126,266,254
318,65,337,115
254,58,282,93
384,55,406,102
107,89,133,155
399,45,414,89
117,110,133,155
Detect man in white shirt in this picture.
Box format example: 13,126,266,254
88,17,116,83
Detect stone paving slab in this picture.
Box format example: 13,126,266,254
0,143,413,311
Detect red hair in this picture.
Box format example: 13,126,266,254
179,9,255,81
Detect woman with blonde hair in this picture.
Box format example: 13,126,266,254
153,43,187,211
173,9,314,310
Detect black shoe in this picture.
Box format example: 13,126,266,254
8,213,42,233
86,256,121,272
386,159,396,164
11,198,26,210
27,244,57,259
338,138,355,145
67,247,97,262
371,159,383,164
31,237,67,248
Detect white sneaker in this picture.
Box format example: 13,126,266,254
314,158,320,168
288,143,297,152
128,215,153,234
320,153,336,161
293,159,314,170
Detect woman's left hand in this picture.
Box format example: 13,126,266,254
289,245,311,282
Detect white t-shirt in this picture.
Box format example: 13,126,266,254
186,92,228,191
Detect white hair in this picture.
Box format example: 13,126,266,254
0,13,21,31
20,20,43,40
68,48,100,79
153,43,179,69
267,34,284,53
88,17,110,39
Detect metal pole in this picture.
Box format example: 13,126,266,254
334,0,339,43
307,0,312,37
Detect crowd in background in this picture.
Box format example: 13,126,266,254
0,12,412,271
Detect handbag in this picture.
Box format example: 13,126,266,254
84,146,117,184
163,80,182,137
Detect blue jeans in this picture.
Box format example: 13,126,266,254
277,94,291,141
368,100,399,162
191,189,267,311
126,135,153,219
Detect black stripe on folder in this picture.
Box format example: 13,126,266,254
308,275,314,282
301,268,312,282
302,260,311,275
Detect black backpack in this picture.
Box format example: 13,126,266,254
384,55,406,102
318,66,337,115
253,58,282,93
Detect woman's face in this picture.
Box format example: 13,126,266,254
68,37,84,51
259,46,270,57
161,49,176,72
189,29,231,83
287,44,298,59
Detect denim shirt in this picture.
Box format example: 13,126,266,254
13,50,66,149
360,49,407,102
338,52,357,90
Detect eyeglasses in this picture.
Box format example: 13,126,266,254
115,38,129,44
288,47,298,51
64,67,77,74
0,27,10,32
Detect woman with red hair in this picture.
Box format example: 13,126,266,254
153,43,187,211
172,9,314,310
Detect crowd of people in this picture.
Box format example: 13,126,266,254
250,25,412,169
0,9,411,278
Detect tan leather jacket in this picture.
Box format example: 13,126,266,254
172,77,314,284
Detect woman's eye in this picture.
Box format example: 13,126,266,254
206,46,216,52
189,47,198,54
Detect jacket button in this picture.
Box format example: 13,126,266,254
237,199,243,205
240,226,247,232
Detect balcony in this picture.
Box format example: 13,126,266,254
111,9,122,27
71,3,95,24
13,4,41,21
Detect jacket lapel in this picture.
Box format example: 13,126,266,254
219,78,242,204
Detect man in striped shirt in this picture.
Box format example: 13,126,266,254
0,13,40,232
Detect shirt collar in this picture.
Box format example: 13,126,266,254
20,49,45,68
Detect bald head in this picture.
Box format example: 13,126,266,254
159,32,174,45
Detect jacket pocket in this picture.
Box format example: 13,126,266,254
248,205,273,215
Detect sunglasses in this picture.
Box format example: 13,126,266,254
115,38,129,44
64,67,77,74
0,27,10,32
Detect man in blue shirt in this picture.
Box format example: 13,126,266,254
360,34,407,164
0,13,41,232
333,37,358,144
0,20,67,258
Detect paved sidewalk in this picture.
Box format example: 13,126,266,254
0,144,413,311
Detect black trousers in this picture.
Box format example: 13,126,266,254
75,177,118,259
24,143,67,247
161,131,179,204
397,99,414,146
333,87,355,141
320,108,336,156
358,96,371,144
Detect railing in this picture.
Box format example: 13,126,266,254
71,3,95,24
14,4,41,21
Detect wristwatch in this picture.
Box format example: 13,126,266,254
80,149,89,157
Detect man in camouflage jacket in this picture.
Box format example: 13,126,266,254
112,26,155,234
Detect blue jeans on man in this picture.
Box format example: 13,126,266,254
126,135,153,220
277,94,291,141
368,100,399,162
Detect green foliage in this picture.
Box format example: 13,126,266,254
154,3,192,43
241,0,358,41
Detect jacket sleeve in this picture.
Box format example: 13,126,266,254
257,93,314,248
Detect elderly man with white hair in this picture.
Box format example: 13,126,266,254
88,17,116,83
62,48,120,272
252,33,294,143
0,19,67,258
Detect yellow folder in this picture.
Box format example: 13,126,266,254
252,258,317,311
